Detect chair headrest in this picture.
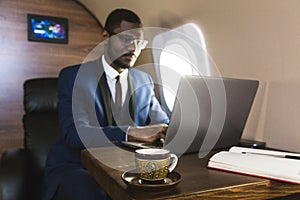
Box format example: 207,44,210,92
23,78,58,113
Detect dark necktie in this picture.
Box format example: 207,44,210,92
115,75,122,109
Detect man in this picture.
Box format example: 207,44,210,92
43,8,169,200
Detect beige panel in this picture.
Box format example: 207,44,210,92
264,81,300,152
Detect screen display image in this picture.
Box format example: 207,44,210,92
27,14,68,44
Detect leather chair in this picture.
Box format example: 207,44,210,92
0,78,60,200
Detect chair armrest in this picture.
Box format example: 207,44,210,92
0,148,30,200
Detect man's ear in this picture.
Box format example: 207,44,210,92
102,30,109,39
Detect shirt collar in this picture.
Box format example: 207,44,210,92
102,55,128,80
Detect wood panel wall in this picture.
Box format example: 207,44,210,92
0,0,104,155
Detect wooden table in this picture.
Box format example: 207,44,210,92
81,146,300,200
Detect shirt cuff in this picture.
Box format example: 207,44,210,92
125,126,131,141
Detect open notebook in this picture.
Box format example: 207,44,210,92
208,146,300,184
123,76,259,154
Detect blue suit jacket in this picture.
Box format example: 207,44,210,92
43,58,168,200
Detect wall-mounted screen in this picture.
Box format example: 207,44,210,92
27,14,68,44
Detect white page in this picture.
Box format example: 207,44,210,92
208,151,300,184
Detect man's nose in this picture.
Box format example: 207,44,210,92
126,41,137,51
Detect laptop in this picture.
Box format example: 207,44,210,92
123,76,259,155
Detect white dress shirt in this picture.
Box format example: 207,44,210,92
102,55,128,106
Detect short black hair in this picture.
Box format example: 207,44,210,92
104,8,142,34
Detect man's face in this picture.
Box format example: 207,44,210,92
105,20,146,71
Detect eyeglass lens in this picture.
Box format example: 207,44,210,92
115,34,148,50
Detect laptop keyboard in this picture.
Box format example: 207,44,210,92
143,140,164,148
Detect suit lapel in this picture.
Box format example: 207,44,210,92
128,72,136,123
98,73,115,125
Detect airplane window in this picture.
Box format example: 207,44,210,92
160,42,198,110
152,23,212,116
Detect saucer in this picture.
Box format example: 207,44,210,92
121,170,182,191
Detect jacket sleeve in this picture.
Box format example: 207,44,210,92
128,69,169,126
146,73,170,125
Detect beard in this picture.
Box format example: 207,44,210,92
106,48,136,69
113,52,137,68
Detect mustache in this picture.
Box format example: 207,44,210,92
122,51,136,57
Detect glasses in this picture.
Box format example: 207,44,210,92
109,31,148,50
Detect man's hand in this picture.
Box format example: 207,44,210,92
127,124,168,143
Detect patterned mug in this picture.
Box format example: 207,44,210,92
135,148,178,181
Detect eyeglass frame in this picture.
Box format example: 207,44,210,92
106,29,148,50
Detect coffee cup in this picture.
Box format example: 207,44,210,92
135,148,178,182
